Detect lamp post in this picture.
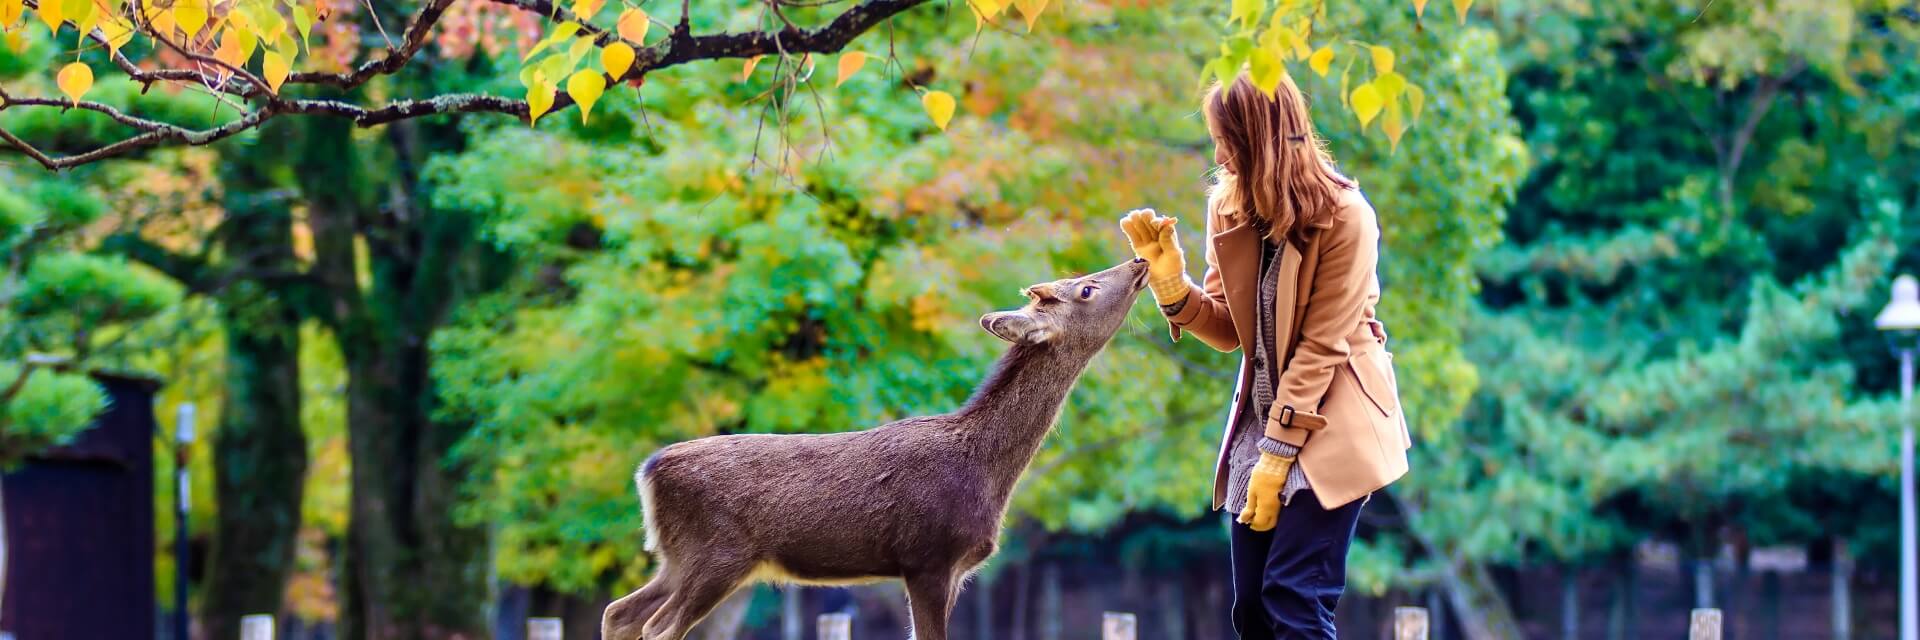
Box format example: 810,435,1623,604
1876,274,1920,640
174,403,195,640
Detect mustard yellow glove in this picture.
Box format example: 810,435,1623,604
1119,209,1189,306
1235,451,1294,532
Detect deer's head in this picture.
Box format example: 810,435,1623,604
979,258,1150,350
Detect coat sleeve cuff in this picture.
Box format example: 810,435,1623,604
1263,407,1327,447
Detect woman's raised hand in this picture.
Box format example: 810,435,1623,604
1120,209,1190,306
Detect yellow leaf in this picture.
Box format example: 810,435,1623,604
3,29,22,53
290,5,311,51
567,33,594,65
922,89,956,131
1453,0,1471,24
215,28,246,68
1413,0,1429,17
525,21,582,59
1406,83,1425,119
70,0,98,38
567,69,605,123
572,0,603,19
1372,71,1406,100
173,0,206,36
235,22,259,63
148,6,176,39
226,8,251,37
835,51,866,88
742,54,762,80
37,0,62,32
56,61,92,104
527,82,555,126
1308,45,1333,77
1338,59,1351,106
970,0,1004,24
616,8,647,43
1350,83,1382,128
0,0,21,26
101,15,135,56
1230,0,1260,26
1370,45,1394,75
1382,102,1405,151
262,49,289,93
1248,41,1284,97
1287,23,1311,60
1013,0,1046,31
602,41,634,80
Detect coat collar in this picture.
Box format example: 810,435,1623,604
1211,215,1321,370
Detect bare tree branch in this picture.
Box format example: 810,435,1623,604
0,0,933,170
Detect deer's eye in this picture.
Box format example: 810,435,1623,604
1080,286,1095,300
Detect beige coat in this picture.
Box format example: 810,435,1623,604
1164,187,1411,510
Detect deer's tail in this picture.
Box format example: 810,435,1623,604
637,448,667,553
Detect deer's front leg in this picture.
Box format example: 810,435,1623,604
904,569,961,640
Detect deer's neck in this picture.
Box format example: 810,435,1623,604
956,342,1099,490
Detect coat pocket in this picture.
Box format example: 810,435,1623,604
1345,349,1400,418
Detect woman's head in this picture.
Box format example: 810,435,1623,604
1203,72,1353,245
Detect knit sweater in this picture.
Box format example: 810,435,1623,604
1226,237,1314,514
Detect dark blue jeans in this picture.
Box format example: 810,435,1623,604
1228,490,1367,640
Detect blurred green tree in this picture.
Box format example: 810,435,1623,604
1413,0,1920,635
0,164,184,628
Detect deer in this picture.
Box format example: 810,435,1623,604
600,257,1151,640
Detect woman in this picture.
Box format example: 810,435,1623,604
1121,72,1410,639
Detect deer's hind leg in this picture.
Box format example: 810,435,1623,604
641,558,754,640
603,566,676,640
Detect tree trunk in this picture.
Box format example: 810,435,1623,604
1762,570,1781,640
1693,558,1715,609
203,203,308,640
782,587,802,640
299,115,499,640
1157,580,1186,640
1390,493,1524,640
1010,565,1031,640
1832,538,1852,640
202,317,306,640
1,473,8,631
973,571,994,640
1435,558,1524,640
337,337,489,639
1607,558,1637,640
1560,566,1579,640
1039,563,1062,640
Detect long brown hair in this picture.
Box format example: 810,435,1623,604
1203,72,1354,247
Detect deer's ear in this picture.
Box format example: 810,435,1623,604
979,310,1057,345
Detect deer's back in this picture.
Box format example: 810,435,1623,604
643,415,1004,581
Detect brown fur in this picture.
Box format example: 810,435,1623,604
602,259,1150,640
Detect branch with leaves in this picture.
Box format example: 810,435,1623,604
0,0,939,170
0,0,1479,171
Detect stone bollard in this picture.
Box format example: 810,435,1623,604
1689,608,1723,640
817,612,852,640
1101,612,1137,640
528,617,563,640
1394,606,1430,640
240,614,275,640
